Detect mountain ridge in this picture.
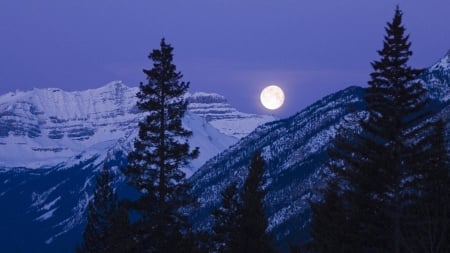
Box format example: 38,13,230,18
0,82,275,251
0,81,274,170
188,51,450,251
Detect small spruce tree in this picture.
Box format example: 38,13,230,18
212,182,241,253
230,151,275,253
78,165,118,253
309,178,357,253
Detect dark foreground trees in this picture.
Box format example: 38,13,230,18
212,151,275,253
310,6,450,253
122,38,199,252
212,182,240,253
78,165,119,253
404,120,450,252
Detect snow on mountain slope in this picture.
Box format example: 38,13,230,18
0,81,138,168
420,50,450,102
0,82,270,171
187,92,275,138
189,51,450,251
189,86,366,251
0,82,265,251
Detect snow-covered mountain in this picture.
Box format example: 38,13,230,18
0,82,274,252
420,50,450,102
189,86,366,251
0,81,273,173
0,82,138,169
188,52,450,251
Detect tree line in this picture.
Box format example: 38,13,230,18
77,6,449,253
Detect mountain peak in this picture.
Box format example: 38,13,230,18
439,49,450,67
429,50,450,71
101,80,129,90
420,50,450,102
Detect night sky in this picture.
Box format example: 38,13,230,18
1,0,449,117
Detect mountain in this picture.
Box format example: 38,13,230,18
188,52,450,252
421,50,450,102
0,83,273,252
187,92,275,138
189,86,366,251
0,81,274,172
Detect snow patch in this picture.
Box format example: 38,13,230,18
35,207,58,222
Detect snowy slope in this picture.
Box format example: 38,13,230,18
189,86,366,251
0,82,272,251
0,81,138,168
187,92,275,138
420,50,450,102
0,82,271,171
189,51,450,251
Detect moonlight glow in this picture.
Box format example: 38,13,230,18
260,85,285,110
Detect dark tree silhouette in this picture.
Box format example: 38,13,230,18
310,7,441,253
78,165,118,253
122,38,199,252
212,182,240,253
230,151,275,253
404,120,450,253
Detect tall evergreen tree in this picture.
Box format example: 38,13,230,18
78,165,118,253
310,7,436,253
230,151,274,253
123,38,199,252
212,182,240,253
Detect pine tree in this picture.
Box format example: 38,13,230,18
310,6,435,253
78,165,118,253
212,182,241,253
123,38,199,252
230,151,275,253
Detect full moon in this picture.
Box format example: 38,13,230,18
260,85,285,110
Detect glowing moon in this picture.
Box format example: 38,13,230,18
260,85,285,110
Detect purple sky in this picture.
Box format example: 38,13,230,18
1,1,449,117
